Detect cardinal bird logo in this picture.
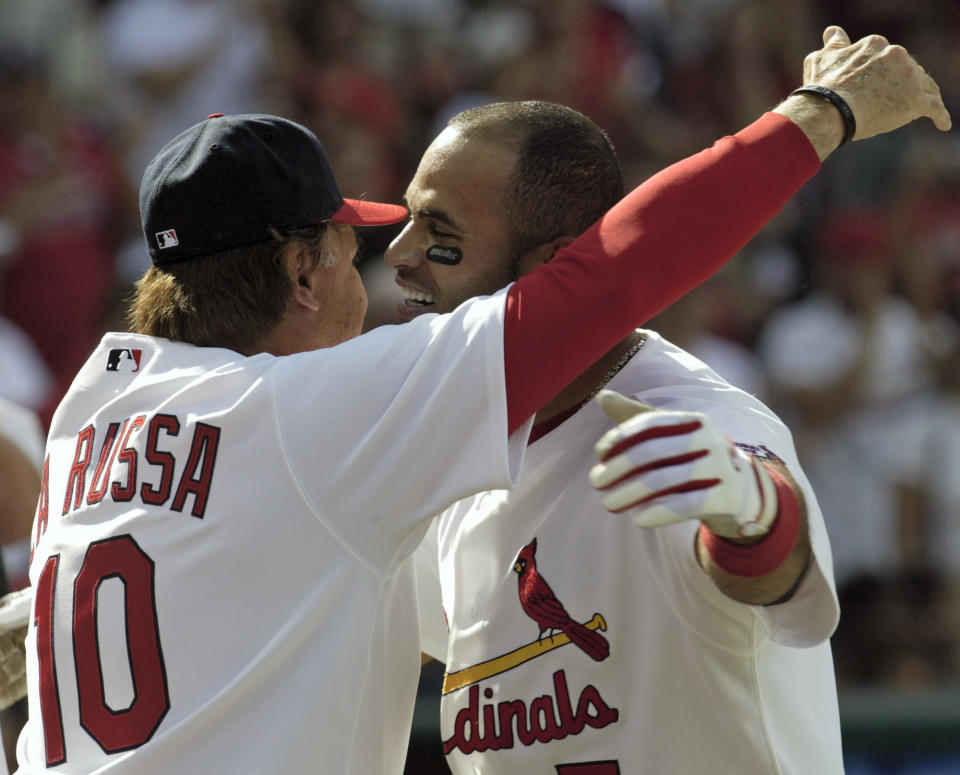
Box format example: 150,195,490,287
513,538,610,662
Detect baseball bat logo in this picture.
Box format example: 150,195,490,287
514,538,610,661
442,537,611,695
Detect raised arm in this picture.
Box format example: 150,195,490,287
503,26,950,433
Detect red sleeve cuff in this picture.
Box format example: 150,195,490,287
698,464,801,578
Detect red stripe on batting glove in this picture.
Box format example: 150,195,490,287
597,449,709,490
602,420,703,462
609,477,721,514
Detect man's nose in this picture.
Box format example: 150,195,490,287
384,222,423,269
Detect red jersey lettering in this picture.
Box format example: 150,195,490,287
140,414,180,506
86,423,123,505
443,671,618,755
62,426,95,515
32,456,51,561
171,423,220,518
111,416,146,502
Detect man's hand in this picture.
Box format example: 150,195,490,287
0,589,31,710
589,390,777,539
776,26,951,159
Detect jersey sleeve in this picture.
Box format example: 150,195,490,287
748,452,838,648
273,291,532,574
503,113,820,432
637,387,839,648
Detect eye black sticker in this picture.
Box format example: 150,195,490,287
426,245,463,265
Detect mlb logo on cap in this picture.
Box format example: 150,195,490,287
106,349,143,373
156,229,179,249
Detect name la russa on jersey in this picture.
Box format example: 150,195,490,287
32,412,221,554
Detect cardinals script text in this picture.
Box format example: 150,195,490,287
443,669,618,755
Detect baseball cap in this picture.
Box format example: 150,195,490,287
140,113,408,265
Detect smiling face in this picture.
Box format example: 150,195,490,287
384,127,520,318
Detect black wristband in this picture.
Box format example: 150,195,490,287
790,85,857,147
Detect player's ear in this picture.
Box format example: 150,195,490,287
515,236,576,277
286,242,321,312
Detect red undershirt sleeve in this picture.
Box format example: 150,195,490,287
504,112,820,433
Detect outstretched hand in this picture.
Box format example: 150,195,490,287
802,25,951,139
590,390,777,539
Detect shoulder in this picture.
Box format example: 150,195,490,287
620,331,768,410
615,331,792,448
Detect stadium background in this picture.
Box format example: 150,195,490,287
0,1,958,773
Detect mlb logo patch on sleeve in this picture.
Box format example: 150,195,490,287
156,229,179,249
106,349,142,373
734,442,784,464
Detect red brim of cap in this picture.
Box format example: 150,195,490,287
331,198,408,226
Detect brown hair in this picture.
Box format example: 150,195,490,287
127,225,335,353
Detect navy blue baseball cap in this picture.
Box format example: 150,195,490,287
140,113,408,265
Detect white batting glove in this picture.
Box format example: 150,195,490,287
0,588,31,710
590,390,778,539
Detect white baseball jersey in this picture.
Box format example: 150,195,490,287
18,290,531,775
417,330,843,774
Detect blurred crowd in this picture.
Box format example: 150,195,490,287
1,0,959,702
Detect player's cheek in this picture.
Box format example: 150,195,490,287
356,277,369,325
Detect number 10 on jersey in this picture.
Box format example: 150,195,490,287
35,534,169,766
